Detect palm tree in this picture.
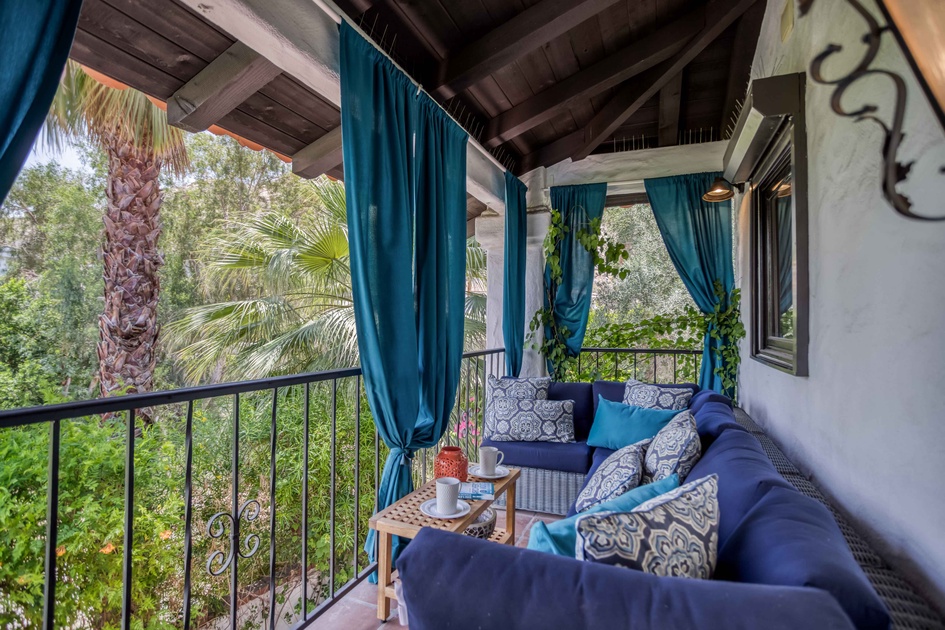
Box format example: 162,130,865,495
166,179,487,383
45,62,188,416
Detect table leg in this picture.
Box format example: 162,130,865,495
506,480,516,544
377,531,392,621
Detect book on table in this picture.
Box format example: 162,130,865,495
458,482,495,500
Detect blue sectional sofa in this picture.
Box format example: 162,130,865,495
398,381,895,630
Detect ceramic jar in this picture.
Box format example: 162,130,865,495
434,446,468,481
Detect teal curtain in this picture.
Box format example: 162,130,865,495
644,172,734,394
545,183,608,369
340,22,468,573
0,0,83,205
503,172,527,376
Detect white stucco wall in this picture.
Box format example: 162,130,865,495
737,0,945,611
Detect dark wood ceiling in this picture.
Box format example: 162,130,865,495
336,0,765,173
68,0,764,185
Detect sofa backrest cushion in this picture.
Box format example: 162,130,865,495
692,400,747,444
716,486,891,630
686,429,793,545
549,381,594,441
690,389,734,414
398,528,857,630
592,380,700,416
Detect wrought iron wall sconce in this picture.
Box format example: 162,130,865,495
800,0,945,221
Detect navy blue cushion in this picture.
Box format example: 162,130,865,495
717,486,891,630
690,388,733,414
398,528,857,630
480,437,592,474
548,381,594,441
693,401,747,444
686,429,794,546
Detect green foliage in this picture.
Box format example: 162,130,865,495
528,207,629,380
706,280,746,401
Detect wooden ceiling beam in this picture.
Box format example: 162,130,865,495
719,1,765,137
434,0,626,100
167,42,282,133
567,0,760,162
292,126,343,179
658,71,684,147
483,6,705,149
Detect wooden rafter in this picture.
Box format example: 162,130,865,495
167,42,281,133
434,0,626,100
483,6,705,149
521,0,759,171
658,71,684,147
292,126,343,179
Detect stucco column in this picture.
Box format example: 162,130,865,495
475,177,551,377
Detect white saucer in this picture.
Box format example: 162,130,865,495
419,499,471,519
469,464,510,479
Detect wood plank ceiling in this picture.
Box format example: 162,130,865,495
68,0,765,190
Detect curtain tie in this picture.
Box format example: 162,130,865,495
393,447,415,467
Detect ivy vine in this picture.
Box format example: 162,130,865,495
528,207,629,380
706,280,746,401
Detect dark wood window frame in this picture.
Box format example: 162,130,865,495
749,119,809,376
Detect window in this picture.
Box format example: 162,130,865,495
750,122,808,375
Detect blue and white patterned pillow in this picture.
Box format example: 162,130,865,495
644,410,701,483
622,378,693,410
487,398,575,443
575,474,719,579
573,440,649,513
485,375,550,435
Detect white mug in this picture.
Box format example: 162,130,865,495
435,477,460,515
479,446,505,476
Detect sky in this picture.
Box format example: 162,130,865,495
24,139,87,173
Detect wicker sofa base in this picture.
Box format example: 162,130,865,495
493,466,585,515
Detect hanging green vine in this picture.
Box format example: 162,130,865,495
528,208,629,380
706,280,746,401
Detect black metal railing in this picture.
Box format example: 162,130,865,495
0,345,703,628
0,349,504,630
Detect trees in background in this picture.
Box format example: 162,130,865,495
45,62,188,415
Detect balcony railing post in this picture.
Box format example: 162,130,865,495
42,418,61,630
183,402,194,630
230,394,239,630
268,388,278,629
121,409,136,630
354,375,361,578
329,379,338,598
302,383,310,618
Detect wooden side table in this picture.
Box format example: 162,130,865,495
368,467,521,620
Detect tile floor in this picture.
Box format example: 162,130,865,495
309,509,561,630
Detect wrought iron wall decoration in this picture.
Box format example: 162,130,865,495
206,499,262,575
801,0,945,221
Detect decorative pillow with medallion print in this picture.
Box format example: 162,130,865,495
485,375,551,437
622,378,693,410
486,398,575,443
575,474,719,579
643,410,701,484
573,439,650,513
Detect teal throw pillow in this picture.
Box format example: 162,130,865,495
526,474,680,557
587,396,680,450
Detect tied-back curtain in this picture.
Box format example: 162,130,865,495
545,183,608,363
503,172,527,376
0,0,83,205
340,22,468,571
644,172,734,394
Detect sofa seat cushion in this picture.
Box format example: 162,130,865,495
398,528,858,630
480,437,592,474
528,475,680,557
716,486,891,630
548,381,594,441
686,429,794,546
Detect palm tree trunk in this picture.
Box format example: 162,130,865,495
97,132,163,423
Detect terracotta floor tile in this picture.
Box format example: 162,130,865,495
346,578,378,606
308,597,398,630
